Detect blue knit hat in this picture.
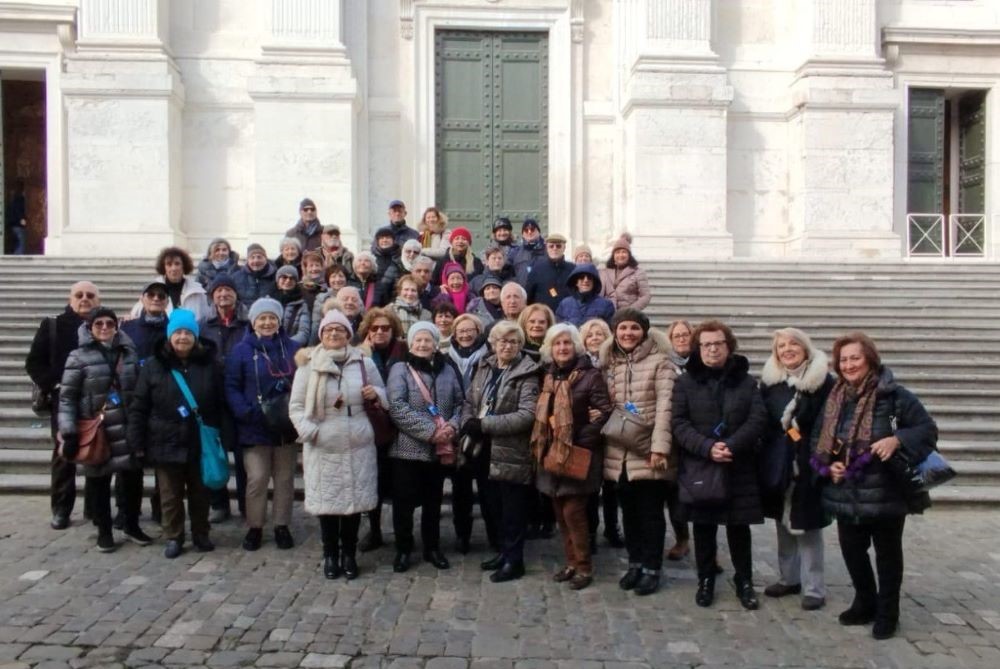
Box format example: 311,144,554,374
167,308,200,338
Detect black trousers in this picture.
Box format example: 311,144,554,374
391,459,446,553
665,480,690,543
693,523,752,581
449,466,475,542
49,391,77,517
528,489,556,530
319,514,362,557
587,480,621,536
837,516,906,623
471,443,499,550
617,471,667,572
85,470,141,531
481,479,531,564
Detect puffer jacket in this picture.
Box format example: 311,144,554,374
196,248,240,288
599,329,676,482
599,264,651,310
126,338,223,466
391,298,432,336
672,352,768,526
812,366,937,521
233,262,278,308
535,355,612,497
465,297,503,327
460,353,541,485
276,289,311,345
759,350,834,531
387,352,464,463
58,327,140,477
372,244,404,308
129,276,211,322
289,346,386,516
507,238,546,284
555,263,615,327
224,329,300,446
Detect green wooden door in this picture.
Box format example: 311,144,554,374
435,30,548,241
906,88,946,256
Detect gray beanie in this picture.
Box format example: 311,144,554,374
276,265,299,281
248,297,283,325
407,321,441,348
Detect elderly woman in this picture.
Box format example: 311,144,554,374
289,310,386,580
225,297,301,552
811,332,937,640
275,236,303,272
351,251,381,310
599,234,650,311
309,265,350,344
759,328,834,611
132,246,211,320
447,314,488,388
600,308,675,596
386,322,465,573
391,274,432,334
128,309,221,558
59,307,141,552
533,324,611,589
665,319,695,560
517,302,555,363
572,244,593,265
460,320,541,582
672,320,767,610
418,207,452,260
234,244,278,309
432,263,471,314
275,266,311,345
197,238,240,288
401,239,424,272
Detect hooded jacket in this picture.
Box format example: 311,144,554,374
555,263,616,327
371,243,405,308
276,287,311,345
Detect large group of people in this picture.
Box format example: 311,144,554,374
24,198,941,640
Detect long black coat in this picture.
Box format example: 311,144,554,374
525,257,576,312
25,306,88,435
672,353,767,525
127,339,223,466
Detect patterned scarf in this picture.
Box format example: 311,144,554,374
530,370,577,464
304,346,348,422
811,371,878,480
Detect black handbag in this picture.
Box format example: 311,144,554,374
252,347,297,444
678,457,730,506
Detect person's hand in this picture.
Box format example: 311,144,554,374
360,384,377,402
830,461,847,484
462,418,483,439
60,433,80,460
118,313,135,323
650,453,668,470
588,408,602,423
709,441,732,463
870,436,900,462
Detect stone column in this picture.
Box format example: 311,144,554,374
785,0,900,258
248,0,359,250
616,0,733,257
57,0,184,255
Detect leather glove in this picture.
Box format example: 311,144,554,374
61,433,80,460
463,418,483,439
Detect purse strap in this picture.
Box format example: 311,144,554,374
407,364,435,407
170,369,205,426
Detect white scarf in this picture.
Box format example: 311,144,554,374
304,346,349,421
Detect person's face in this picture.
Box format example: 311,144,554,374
483,284,501,304
389,205,406,223
142,289,168,316
575,274,594,294
320,324,349,350
493,334,521,364
446,272,464,292
170,329,195,357
699,330,730,369
355,258,373,276
164,256,185,282
69,282,100,316
584,327,607,354
411,266,431,287
485,251,505,271
281,245,299,263
277,274,297,291
451,236,469,254
424,211,440,230
839,342,871,387
337,291,362,316
493,227,511,242
613,248,630,267
776,335,807,371
522,226,539,242
247,252,267,271
526,311,549,340
300,204,317,222
376,235,394,250
213,286,237,310
501,289,524,318
368,317,393,347
551,333,576,365
546,241,565,260
210,243,230,262
253,313,280,338
615,321,644,353
410,331,436,358
90,316,118,344
670,324,692,357
322,230,340,248
399,281,419,302
403,247,421,263
434,312,455,335
327,271,347,290
575,252,592,265
453,321,480,348
304,259,324,281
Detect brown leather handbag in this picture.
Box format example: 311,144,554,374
543,444,592,481
74,413,111,466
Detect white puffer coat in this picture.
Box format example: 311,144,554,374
289,346,385,515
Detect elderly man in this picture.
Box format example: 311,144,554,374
25,281,101,529
336,286,366,339
411,255,441,310
386,199,420,247
485,282,527,337
507,218,546,283
524,232,575,311
319,224,354,276
286,198,323,251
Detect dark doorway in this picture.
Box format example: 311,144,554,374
3,76,47,255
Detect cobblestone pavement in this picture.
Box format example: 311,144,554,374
1,496,999,669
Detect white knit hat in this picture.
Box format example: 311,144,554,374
319,309,353,339
407,321,441,348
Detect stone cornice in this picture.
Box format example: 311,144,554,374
0,1,76,25
882,26,1000,48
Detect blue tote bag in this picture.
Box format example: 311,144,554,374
170,369,229,490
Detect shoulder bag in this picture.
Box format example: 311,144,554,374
542,443,592,481
359,357,396,445
600,361,654,450
171,369,229,490
31,318,58,416
678,456,730,506
73,405,111,466
253,349,298,443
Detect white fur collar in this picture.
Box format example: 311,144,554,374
760,348,829,393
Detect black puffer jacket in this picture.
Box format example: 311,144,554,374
812,367,937,521
57,327,140,476
672,352,768,525
127,338,223,466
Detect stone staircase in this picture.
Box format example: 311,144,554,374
1,256,998,507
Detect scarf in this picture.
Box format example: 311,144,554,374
811,371,878,480
303,346,349,421
442,285,469,314
394,297,423,314
668,350,688,374
276,286,302,306
142,312,166,326
530,366,577,464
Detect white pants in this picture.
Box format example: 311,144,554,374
776,523,826,599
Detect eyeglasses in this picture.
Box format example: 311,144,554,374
73,292,97,299
322,327,348,336
301,206,316,212
278,276,296,282
700,340,727,350
92,319,117,329
455,328,479,336
494,338,520,348
671,332,691,340
146,293,167,300
370,325,392,333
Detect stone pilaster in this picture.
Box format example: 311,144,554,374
55,0,184,255
248,0,359,249
617,0,734,257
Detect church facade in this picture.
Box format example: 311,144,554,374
1,0,998,260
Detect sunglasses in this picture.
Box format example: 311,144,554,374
301,206,316,212
73,292,97,299
92,319,117,329
146,292,167,300
370,324,392,333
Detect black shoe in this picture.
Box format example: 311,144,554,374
192,535,215,552
489,561,525,583
341,553,359,580
618,567,642,591
123,525,153,546
50,513,70,530
97,529,116,553
481,554,504,571
423,550,450,570
323,556,342,579
456,537,471,555
604,528,625,548
358,530,384,553
164,539,183,559
838,600,877,626
634,573,660,596
734,578,760,610
872,617,898,640
393,551,411,573
695,577,715,607
112,511,126,531
242,528,263,552
764,582,802,598
274,525,294,550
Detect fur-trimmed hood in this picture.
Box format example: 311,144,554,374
597,327,670,368
761,348,829,394
294,344,363,370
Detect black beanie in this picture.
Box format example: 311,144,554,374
611,307,650,335
88,307,119,325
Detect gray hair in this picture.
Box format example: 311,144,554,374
579,318,612,345
412,255,436,269
336,286,362,302
487,320,525,348
539,323,584,363
500,282,527,300
353,251,375,269
279,236,302,251
402,239,423,253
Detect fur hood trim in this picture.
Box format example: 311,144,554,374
761,348,829,394
598,327,670,368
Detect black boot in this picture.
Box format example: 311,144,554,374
839,597,877,626
323,556,342,579
734,577,759,610
341,552,359,580
481,553,504,571
872,617,898,640
696,576,715,607
619,566,642,591
634,571,660,596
